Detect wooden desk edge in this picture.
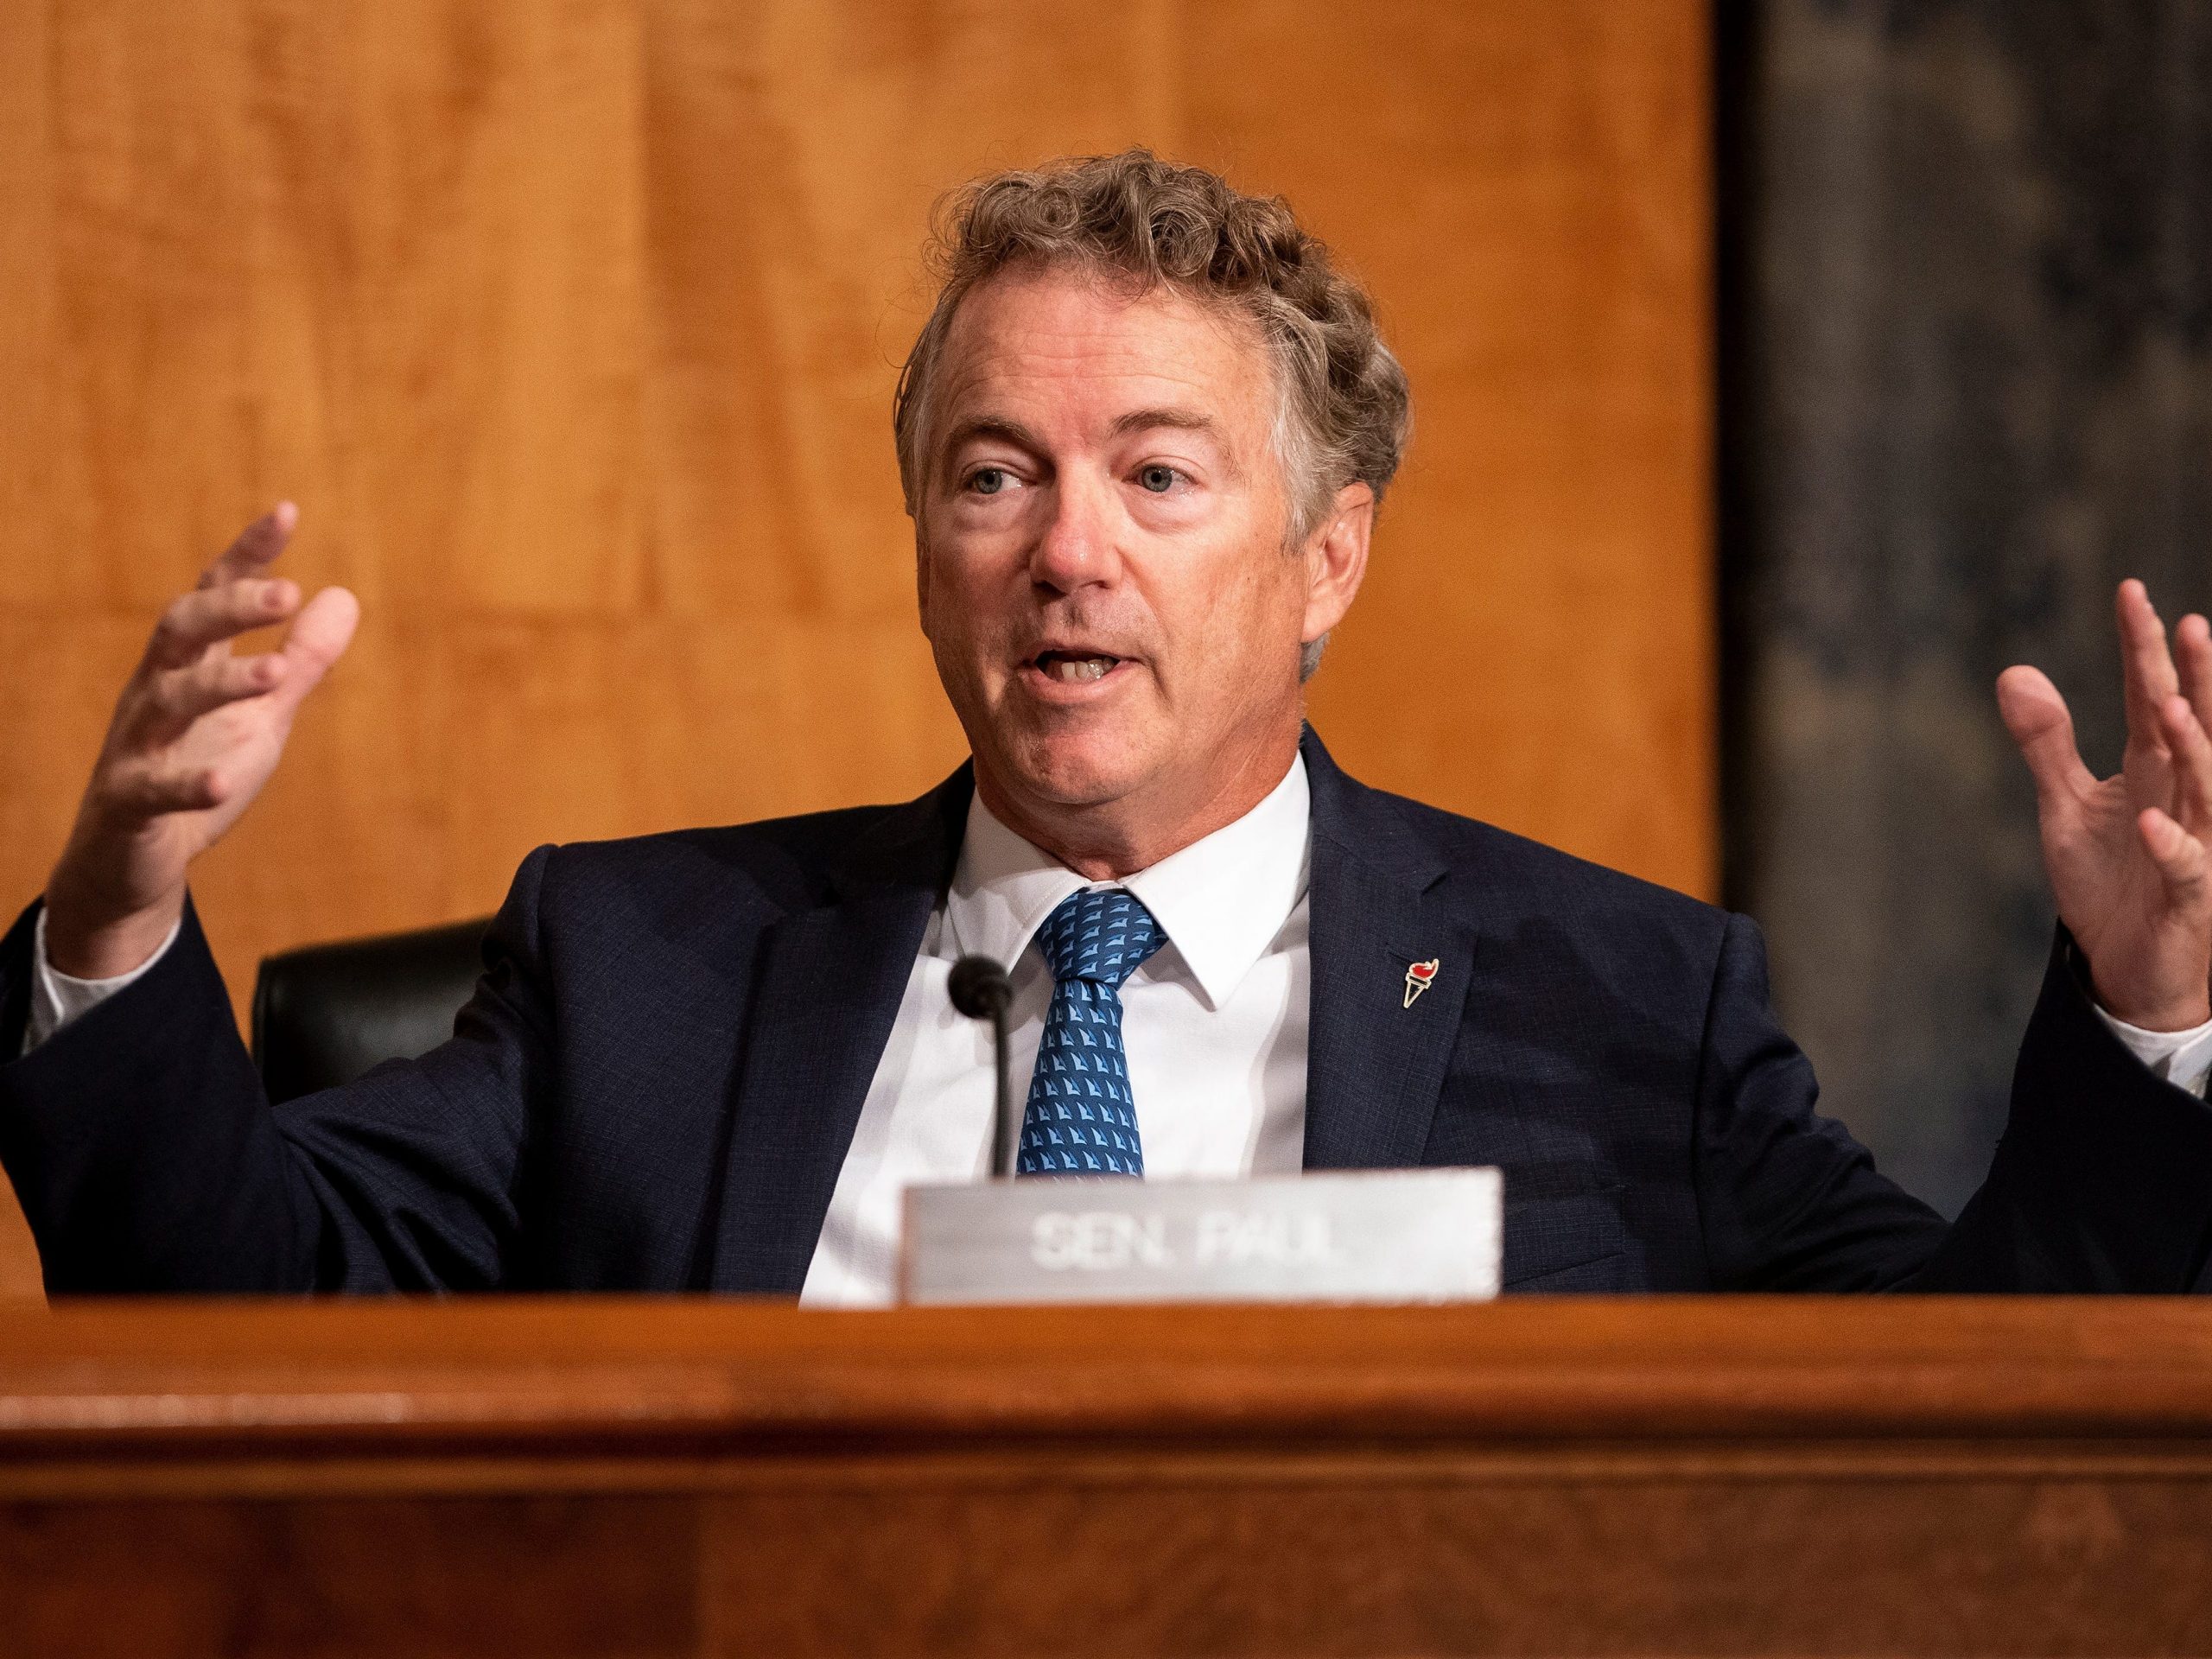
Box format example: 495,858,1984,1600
3,1297,2210,1457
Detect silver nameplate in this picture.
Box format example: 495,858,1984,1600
899,1168,1501,1306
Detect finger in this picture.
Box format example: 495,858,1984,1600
142,652,289,727
1997,664,2098,807
2118,578,2183,753
2160,693,2212,836
2177,612,2212,737
266,585,360,713
99,753,231,818
144,578,302,670
2139,806,2209,903
196,501,299,590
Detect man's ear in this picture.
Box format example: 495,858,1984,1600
1300,482,1374,648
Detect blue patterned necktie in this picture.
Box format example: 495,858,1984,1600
1016,887,1166,1177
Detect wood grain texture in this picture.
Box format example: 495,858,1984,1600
0,1,1710,1297
3,1300,2212,1656
702,1478,2212,1657
2,1496,700,1659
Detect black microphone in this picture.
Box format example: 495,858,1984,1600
948,955,1017,1178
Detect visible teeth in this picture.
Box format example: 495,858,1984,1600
1046,656,1114,683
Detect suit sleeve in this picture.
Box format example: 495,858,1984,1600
0,847,557,1293
1694,912,2212,1291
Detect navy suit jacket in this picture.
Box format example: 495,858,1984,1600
4,730,2212,1294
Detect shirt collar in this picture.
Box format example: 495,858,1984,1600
944,753,1311,1010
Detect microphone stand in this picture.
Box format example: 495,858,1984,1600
949,957,1017,1178
985,998,1013,1178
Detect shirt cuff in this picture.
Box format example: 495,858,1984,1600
2094,1002,2212,1099
23,906,182,1056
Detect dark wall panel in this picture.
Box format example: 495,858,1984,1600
1731,0,2212,1213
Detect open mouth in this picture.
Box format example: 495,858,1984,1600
1028,650,1124,684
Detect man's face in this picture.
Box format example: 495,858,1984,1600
915,267,1339,852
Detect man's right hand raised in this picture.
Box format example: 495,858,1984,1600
41,504,359,980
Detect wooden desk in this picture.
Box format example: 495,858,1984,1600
3,1299,2210,1656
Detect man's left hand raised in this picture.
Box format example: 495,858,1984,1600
2000,580,2212,1033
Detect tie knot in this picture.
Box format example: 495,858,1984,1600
1033,887,1165,991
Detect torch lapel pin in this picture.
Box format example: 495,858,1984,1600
1402,957,1440,1009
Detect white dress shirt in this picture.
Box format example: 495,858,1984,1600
26,907,179,1048
798,755,1313,1306
25,753,2212,1302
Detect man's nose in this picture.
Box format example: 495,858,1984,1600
1029,475,1122,594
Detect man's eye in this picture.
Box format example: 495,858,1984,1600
1137,464,1181,493
967,467,1012,496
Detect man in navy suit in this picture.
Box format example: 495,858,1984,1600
7,151,2212,1295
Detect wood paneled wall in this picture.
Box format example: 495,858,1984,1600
0,1,1711,1298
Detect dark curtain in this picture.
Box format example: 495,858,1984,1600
1724,0,2212,1215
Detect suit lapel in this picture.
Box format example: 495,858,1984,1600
1300,733,1480,1170
709,774,969,1294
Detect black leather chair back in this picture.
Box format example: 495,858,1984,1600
250,918,492,1104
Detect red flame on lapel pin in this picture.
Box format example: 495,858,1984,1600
1403,957,1440,1009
